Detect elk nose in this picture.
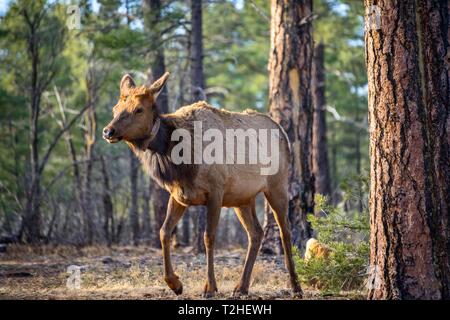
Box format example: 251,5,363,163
103,127,115,139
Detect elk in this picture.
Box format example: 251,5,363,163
103,72,302,298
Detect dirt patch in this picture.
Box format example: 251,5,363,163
0,245,361,300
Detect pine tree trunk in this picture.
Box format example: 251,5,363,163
365,0,450,299
190,0,205,102
190,0,207,254
312,43,331,200
144,0,171,248
264,0,314,251
261,201,281,255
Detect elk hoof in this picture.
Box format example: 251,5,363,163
165,275,183,295
292,286,303,299
232,285,249,298
202,282,217,298
202,291,215,299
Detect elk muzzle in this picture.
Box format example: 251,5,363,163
102,125,122,143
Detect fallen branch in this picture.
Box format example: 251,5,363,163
325,105,368,132
249,0,270,22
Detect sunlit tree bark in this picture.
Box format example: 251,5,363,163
263,0,314,252
365,0,450,299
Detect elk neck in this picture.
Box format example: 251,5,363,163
127,112,197,189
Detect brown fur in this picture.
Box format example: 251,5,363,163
103,73,302,298
128,115,198,190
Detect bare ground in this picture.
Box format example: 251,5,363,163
0,245,362,300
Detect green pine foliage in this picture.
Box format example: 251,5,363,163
294,176,370,295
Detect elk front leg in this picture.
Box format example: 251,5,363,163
202,193,222,298
160,196,186,295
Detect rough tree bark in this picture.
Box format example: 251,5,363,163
261,201,281,255
365,0,450,299
311,43,331,199
262,0,314,252
190,0,205,102
190,0,207,254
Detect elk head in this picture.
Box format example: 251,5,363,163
102,72,169,147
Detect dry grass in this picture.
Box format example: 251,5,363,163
0,245,362,300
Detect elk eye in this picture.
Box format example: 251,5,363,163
136,108,143,114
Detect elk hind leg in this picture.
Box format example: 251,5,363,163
265,189,303,297
233,201,263,297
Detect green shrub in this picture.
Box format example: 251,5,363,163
294,188,370,295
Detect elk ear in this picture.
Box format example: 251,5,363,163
120,74,136,95
149,72,169,100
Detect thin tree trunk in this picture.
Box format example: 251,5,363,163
263,0,314,252
144,0,172,248
23,18,42,243
354,119,363,213
174,55,191,246
124,0,140,247
100,156,114,246
53,86,91,242
195,206,206,253
312,42,331,200
181,213,190,246
190,0,205,102
190,0,207,254
261,201,281,255
220,211,229,249
141,176,152,244
365,0,450,299
150,182,169,248
82,78,97,245
330,123,339,205
129,149,140,245
19,5,65,243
